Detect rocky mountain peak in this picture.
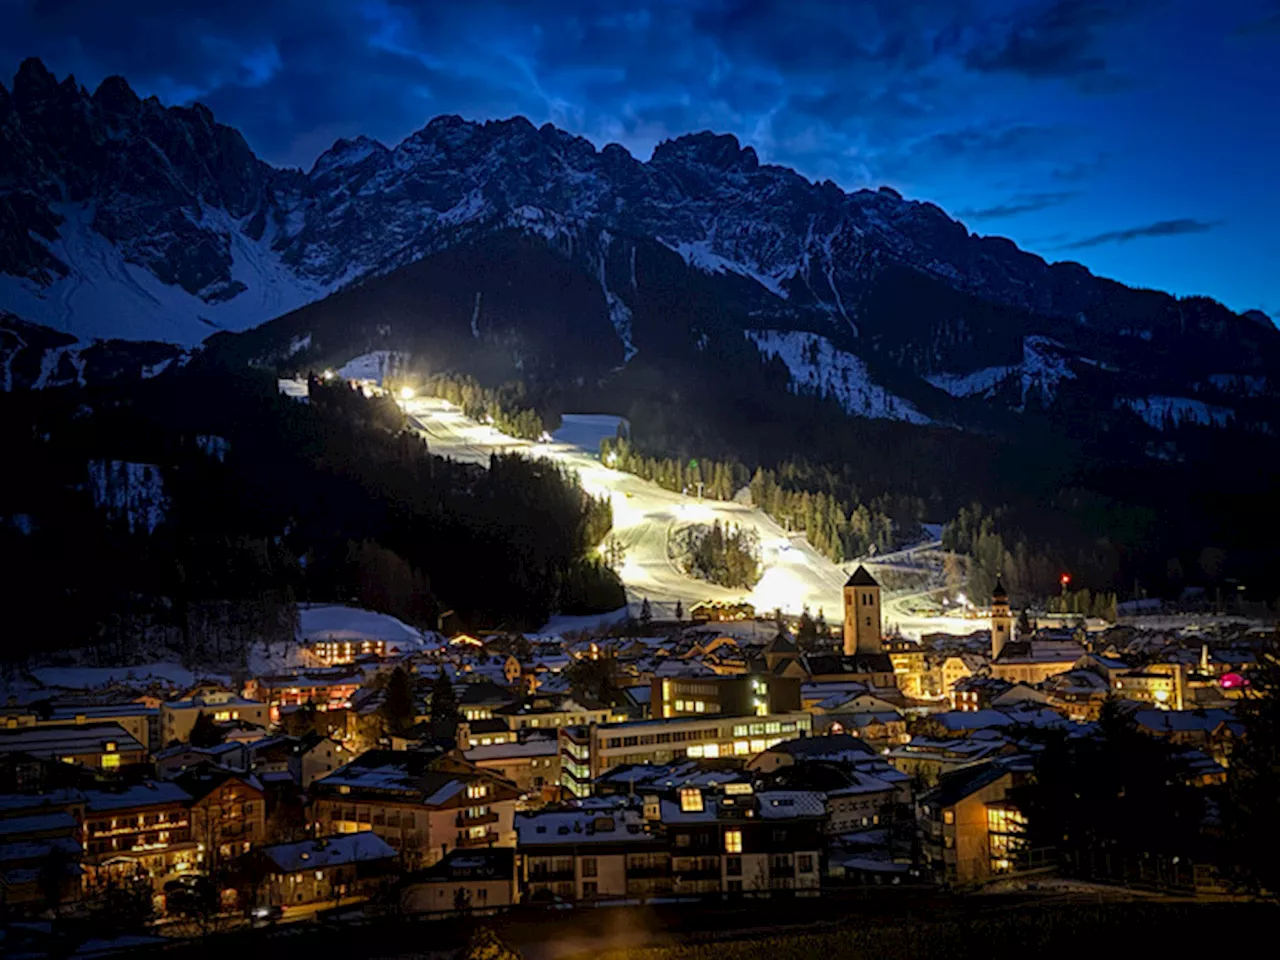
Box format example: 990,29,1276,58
651,131,760,172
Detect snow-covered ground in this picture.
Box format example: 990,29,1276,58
402,394,968,637
745,329,932,424
537,607,631,636
337,350,410,383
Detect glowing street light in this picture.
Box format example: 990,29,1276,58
399,386,416,401
322,369,336,381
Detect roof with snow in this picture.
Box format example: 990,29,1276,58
0,723,144,758
84,781,192,812
261,832,396,873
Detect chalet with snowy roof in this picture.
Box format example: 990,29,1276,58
257,832,397,907
310,750,520,868
401,847,519,914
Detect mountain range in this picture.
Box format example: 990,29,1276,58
1,57,1277,440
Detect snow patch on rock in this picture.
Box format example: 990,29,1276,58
338,350,410,384
745,329,931,424
1116,396,1235,430
86,460,169,533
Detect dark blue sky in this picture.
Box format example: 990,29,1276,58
5,0,1278,319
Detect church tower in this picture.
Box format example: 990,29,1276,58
990,579,1012,661
843,565,883,656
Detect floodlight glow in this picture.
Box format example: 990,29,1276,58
399,386,416,400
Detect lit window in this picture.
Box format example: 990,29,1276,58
467,784,489,800
734,740,750,756
679,788,704,813
101,754,120,770
703,743,720,759
943,810,955,825
675,700,685,712
725,829,743,854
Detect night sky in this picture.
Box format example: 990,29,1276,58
5,1,1278,320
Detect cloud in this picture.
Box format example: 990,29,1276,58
963,0,1156,91
957,190,1079,220
1055,218,1220,250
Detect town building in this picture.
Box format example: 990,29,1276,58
401,847,519,914
160,689,270,745
0,723,146,773
303,637,388,667
174,769,266,870
82,781,198,887
558,712,813,797
310,750,520,868
244,672,360,719
257,832,397,907
650,673,801,720
518,802,662,901
0,790,85,913
917,760,1028,885
464,736,560,801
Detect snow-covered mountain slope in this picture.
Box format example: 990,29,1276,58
746,329,931,424
2,57,1278,434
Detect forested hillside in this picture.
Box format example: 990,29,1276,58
0,363,622,663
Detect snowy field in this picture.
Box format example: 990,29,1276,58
300,603,440,650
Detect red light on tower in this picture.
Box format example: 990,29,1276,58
1060,573,1071,587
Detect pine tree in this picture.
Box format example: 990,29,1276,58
675,599,684,621
189,710,223,748
381,666,417,736
430,671,459,725
639,597,652,628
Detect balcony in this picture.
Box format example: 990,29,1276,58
458,831,499,848
456,810,500,828
529,868,576,882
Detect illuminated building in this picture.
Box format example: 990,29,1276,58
160,690,270,744
464,736,561,800
0,791,85,911
557,712,813,797
302,637,388,667
82,781,198,886
989,580,1012,661
650,673,801,720
0,723,146,773
310,750,520,869
917,760,1028,885
244,672,360,716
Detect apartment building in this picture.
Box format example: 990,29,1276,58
917,760,1028,885
517,803,662,900
650,673,801,720
559,712,813,797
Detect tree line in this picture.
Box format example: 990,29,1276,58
599,435,924,564
422,372,560,441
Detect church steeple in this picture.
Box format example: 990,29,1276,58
990,579,1012,661
843,565,883,656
